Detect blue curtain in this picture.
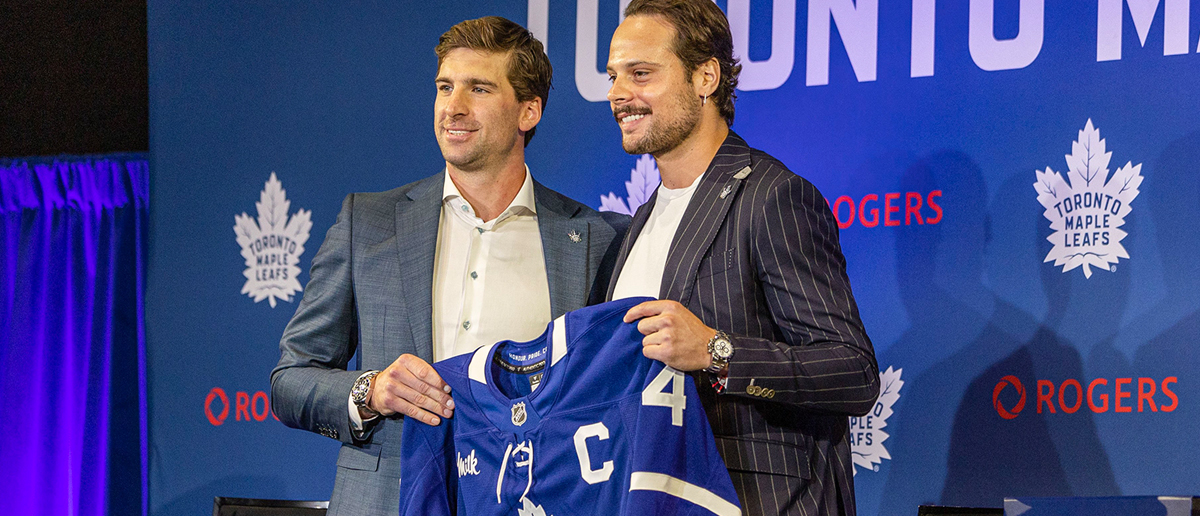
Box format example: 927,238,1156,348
0,155,148,516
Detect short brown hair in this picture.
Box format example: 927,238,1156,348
435,16,553,146
624,0,741,126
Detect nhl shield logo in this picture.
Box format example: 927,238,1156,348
511,402,528,426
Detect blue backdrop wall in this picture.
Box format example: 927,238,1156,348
146,1,1200,515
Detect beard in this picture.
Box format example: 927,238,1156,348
616,87,702,156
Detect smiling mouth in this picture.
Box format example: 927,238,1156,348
614,110,650,127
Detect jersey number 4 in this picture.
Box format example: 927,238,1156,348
642,367,686,427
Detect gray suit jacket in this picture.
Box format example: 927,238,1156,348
606,133,879,516
271,171,627,516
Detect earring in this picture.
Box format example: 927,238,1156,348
702,95,707,106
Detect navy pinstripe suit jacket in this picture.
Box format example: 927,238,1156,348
607,133,880,516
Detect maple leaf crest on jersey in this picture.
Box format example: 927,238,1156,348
398,298,741,516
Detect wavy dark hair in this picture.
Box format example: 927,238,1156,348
435,16,552,146
624,0,741,126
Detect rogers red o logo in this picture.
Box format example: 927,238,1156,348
993,375,1026,420
205,387,230,426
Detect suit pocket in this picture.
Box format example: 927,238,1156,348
336,442,381,472
714,436,810,480
696,247,736,280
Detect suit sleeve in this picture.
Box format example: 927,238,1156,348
270,193,370,444
724,173,879,416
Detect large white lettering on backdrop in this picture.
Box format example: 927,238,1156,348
526,0,1196,98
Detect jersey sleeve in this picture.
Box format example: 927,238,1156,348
624,363,741,516
398,416,456,516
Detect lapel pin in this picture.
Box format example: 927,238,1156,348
568,230,582,243
719,184,734,199
733,166,752,180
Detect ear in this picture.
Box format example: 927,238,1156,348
692,57,720,98
518,97,543,134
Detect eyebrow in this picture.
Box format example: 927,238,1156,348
606,60,661,74
435,77,500,88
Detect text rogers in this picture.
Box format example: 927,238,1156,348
992,375,1178,419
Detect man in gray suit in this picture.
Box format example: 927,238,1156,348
605,1,879,514
271,17,625,516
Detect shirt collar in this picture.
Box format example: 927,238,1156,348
442,166,537,219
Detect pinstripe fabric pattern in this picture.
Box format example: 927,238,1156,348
607,133,879,516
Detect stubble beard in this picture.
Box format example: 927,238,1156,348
621,87,702,156
438,120,520,174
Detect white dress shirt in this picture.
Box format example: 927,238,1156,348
350,168,551,430
611,173,705,300
431,168,551,361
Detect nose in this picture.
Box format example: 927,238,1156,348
442,87,469,119
606,74,628,106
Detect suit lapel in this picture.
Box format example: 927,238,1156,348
660,133,754,305
395,173,443,362
533,181,588,318
605,192,657,301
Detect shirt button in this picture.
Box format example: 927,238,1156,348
461,205,469,212
476,227,484,234
470,271,478,279
462,321,471,330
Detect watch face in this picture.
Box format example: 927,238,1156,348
352,379,369,403
714,339,733,358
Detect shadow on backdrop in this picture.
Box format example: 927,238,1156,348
878,152,1034,515
940,167,1123,505
1093,130,1200,495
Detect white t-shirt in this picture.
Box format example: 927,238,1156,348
611,173,705,300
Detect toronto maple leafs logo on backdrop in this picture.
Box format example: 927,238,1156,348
1035,120,1143,278
850,366,902,475
234,173,312,307
599,154,660,215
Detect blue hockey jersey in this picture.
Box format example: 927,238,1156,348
398,297,740,516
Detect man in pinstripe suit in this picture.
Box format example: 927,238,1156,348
605,1,880,514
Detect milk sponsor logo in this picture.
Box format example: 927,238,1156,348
234,173,312,307
1035,120,1143,278
457,449,480,477
851,366,902,474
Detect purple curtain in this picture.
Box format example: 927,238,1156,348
0,154,148,516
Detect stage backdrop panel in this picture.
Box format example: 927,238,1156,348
146,1,1200,515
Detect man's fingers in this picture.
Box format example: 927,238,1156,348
623,300,671,323
398,354,451,394
374,382,442,426
637,313,678,336
393,365,454,416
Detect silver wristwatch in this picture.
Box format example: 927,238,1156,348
351,370,381,416
705,330,733,374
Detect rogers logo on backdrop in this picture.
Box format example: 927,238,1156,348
829,191,943,229
992,376,1178,419
204,387,279,426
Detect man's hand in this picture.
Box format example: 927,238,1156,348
624,300,717,372
367,354,454,426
